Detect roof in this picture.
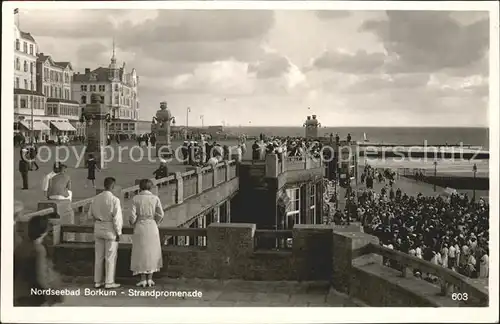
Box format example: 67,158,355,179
73,67,124,82
20,31,35,42
46,98,79,105
37,54,73,70
14,88,45,96
54,61,73,70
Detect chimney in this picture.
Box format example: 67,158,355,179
85,68,90,74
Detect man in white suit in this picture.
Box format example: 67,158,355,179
88,177,123,289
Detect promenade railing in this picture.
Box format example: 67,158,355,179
21,160,238,224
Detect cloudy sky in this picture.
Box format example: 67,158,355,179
17,9,489,127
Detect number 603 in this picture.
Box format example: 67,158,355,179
452,293,468,301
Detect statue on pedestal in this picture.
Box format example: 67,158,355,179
151,101,176,158
80,93,112,169
303,115,321,139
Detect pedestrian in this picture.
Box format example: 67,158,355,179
42,162,60,198
47,164,72,201
14,215,64,306
86,154,100,188
88,177,123,289
130,179,164,287
19,154,30,190
153,159,169,183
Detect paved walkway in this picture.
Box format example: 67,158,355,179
57,277,362,307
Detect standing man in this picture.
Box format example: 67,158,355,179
88,177,123,289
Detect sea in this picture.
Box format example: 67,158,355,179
224,126,490,149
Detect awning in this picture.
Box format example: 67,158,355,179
19,121,50,131
51,121,76,132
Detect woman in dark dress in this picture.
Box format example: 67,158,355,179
86,154,100,188
14,215,63,306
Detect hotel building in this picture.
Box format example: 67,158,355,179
36,53,79,140
72,46,140,137
13,24,47,140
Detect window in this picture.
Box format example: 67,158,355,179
81,85,88,92
50,87,53,98
23,42,28,53
99,85,106,92
114,84,119,91
29,44,34,55
44,68,49,81
90,85,96,92
285,188,301,229
81,95,87,104
14,95,18,108
100,95,105,104
30,81,34,91
20,97,27,108
30,62,34,74
24,79,28,89
15,39,20,50
15,77,20,89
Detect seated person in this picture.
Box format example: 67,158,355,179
47,164,72,201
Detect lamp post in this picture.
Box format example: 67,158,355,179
186,107,191,139
433,160,438,192
30,63,34,144
200,114,204,128
473,163,477,201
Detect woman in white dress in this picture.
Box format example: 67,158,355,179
130,179,164,287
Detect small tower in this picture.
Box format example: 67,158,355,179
108,39,119,81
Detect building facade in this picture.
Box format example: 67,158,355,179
36,53,79,140
72,46,140,138
13,24,48,140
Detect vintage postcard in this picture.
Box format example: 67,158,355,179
1,1,498,323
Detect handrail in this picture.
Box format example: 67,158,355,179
366,243,488,303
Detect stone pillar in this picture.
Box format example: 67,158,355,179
212,164,218,186
174,172,183,204
292,224,333,281
224,161,231,181
83,95,109,169
213,205,220,223
331,231,382,294
207,223,255,279
226,200,231,223
196,167,203,194
265,154,279,177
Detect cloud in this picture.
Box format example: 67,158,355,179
116,10,275,45
360,11,489,73
311,49,386,74
247,52,291,78
315,10,351,20
18,9,131,38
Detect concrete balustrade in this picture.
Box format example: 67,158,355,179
21,161,238,243
50,223,488,306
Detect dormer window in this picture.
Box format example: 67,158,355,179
89,73,97,81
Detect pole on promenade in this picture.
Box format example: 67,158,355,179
433,160,437,192
186,107,191,139
30,66,34,144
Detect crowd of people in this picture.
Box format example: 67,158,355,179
330,164,489,281
251,135,324,161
